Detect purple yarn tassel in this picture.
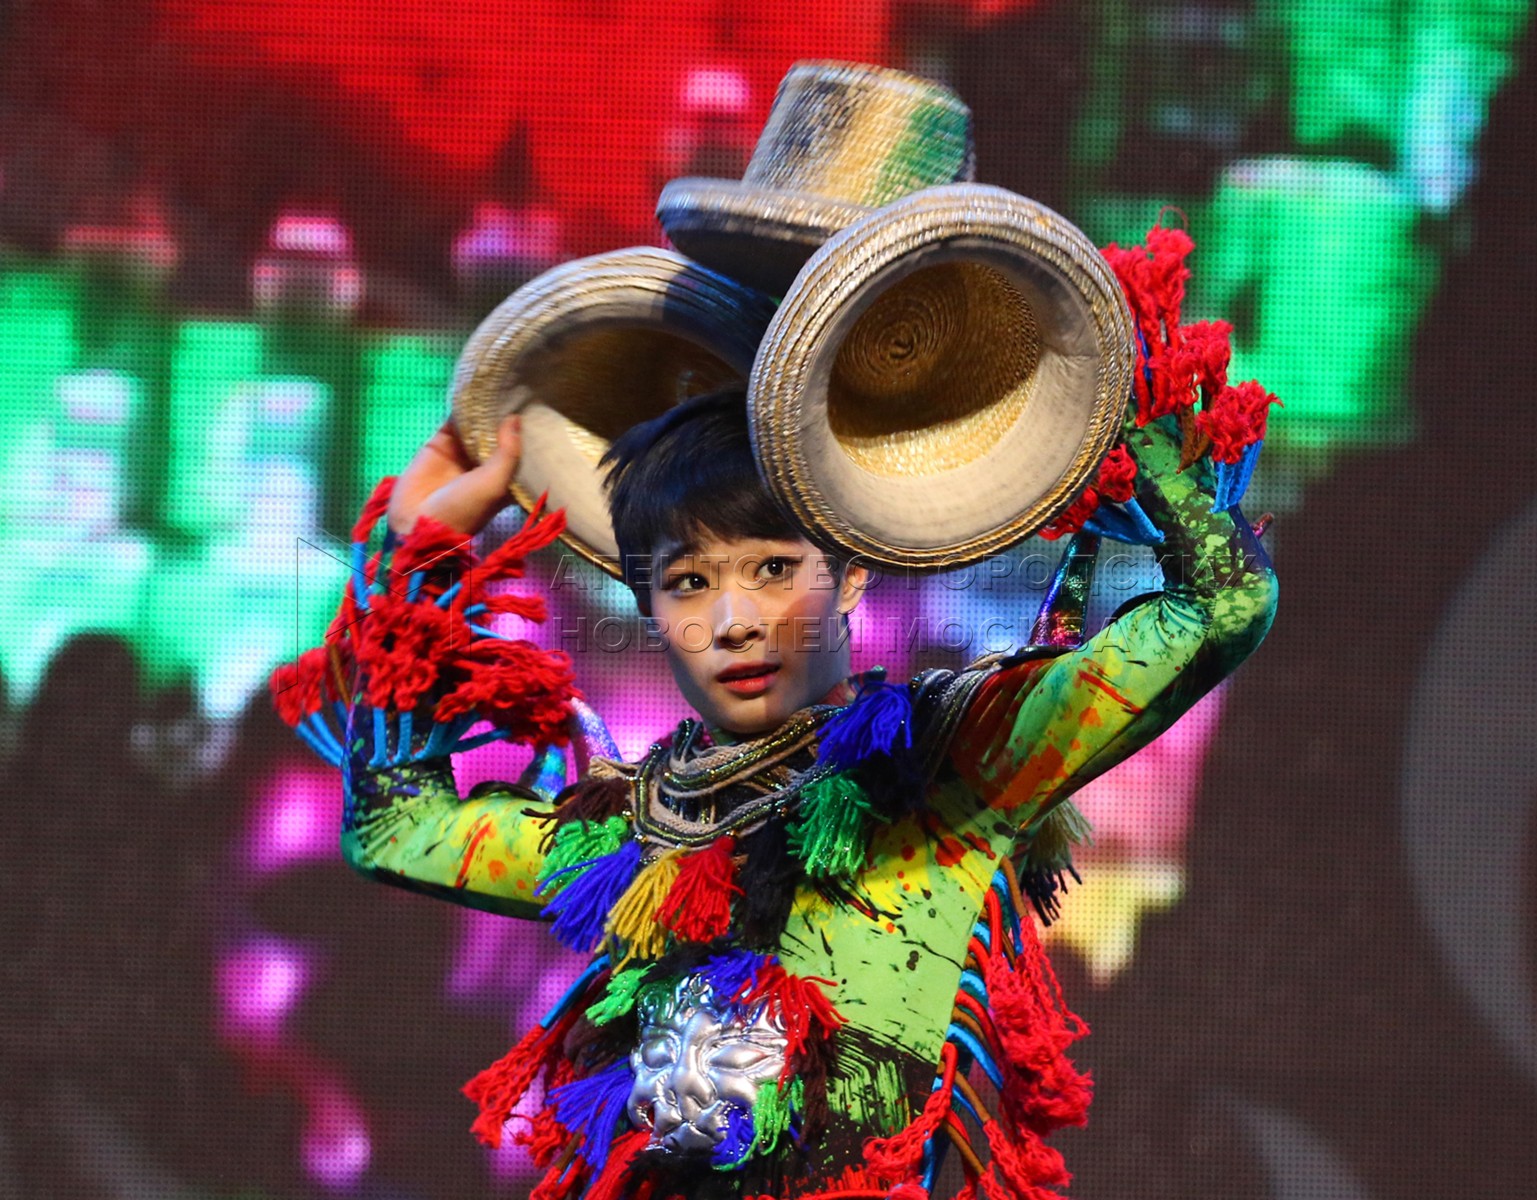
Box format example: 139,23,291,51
544,839,641,952
816,670,913,773
549,1059,636,1169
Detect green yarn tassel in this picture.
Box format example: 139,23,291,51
749,1077,803,1159
789,772,879,879
586,964,652,1026
536,815,630,896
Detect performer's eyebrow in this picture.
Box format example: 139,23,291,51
654,540,696,577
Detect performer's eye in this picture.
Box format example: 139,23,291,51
663,571,709,595
756,556,799,583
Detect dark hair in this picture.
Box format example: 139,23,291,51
601,386,814,614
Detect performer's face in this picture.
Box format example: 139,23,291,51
647,534,868,736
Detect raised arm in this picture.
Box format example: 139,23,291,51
271,415,590,919
948,410,1276,825
946,226,1279,833
341,741,560,919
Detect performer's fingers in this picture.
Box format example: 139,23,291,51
388,417,515,535
482,414,522,486
414,416,521,535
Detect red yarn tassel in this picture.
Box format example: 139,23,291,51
981,1119,1071,1200
512,1103,574,1170
463,1007,581,1148
351,476,396,542
584,1129,650,1200
793,1165,888,1198
529,1160,587,1200
742,961,845,1081
656,836,741,944
1196,379,1281,464
986,920,1092,1138
1038,443,1140,540
862,1042,958,1185
476,492,567,577
1092,445,1137,505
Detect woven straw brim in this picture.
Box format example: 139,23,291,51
452,247,777,576
658,178,872,296
749,184,1134,573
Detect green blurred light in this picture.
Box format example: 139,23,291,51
165,321,264,539
357,332,458,514
1201,158,1437,449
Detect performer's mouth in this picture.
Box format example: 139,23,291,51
716,662,779,696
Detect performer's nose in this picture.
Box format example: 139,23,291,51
712,585,764,648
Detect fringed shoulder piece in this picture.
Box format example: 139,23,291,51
267,478,579,770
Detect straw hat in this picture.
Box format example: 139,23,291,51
749,184,1134,572
451,247,777,574
657,60,974,296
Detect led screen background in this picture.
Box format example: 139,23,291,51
0,2,1533,1197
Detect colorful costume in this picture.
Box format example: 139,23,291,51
273,229,1278,1199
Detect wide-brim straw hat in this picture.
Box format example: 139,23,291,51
749,183,1134,572
451,247,777,575
657,60,974,296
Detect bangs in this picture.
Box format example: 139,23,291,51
601,388,804,608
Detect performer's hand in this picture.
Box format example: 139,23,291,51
387,414,522,536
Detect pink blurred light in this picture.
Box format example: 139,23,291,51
681,66,751,114
246,764,339,875
271,214,354,256
446,907,518,999
217,938,311,1035
303,1106,372,1191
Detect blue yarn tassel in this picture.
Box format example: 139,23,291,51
1084,497,1164,546
815,669,913,773
350,541,370,611
543,840,642,952
711,1103,756,1168
698,948,770,1010
1213,439,1263,512
549,1060,635,1170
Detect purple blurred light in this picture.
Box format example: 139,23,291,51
217,937,311,1035
246,764,338,875
303,1109,372,1191
452,202,562,271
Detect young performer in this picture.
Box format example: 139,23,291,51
272,222,1277,1197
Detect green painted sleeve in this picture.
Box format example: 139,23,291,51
949,412,1278,825
342,749,554,921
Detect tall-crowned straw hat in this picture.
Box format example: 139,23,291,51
750,183,1134,572
451,247,776,575
657,61,974,296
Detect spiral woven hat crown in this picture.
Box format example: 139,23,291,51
749,184,1136,572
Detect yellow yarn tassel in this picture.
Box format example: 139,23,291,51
605,848,682,966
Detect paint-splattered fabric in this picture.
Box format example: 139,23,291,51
334,400,1277,1195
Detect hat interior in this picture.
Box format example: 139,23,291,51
511,324,745,563
801,239,1110,555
